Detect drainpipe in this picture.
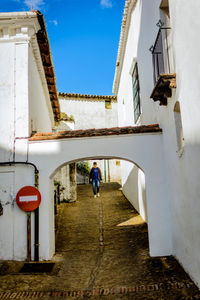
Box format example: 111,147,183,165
34,168,39,261
0,161,39,261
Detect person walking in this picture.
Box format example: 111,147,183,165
89,162,102,198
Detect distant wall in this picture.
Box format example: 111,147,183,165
59,95,121,183
59,96,118,130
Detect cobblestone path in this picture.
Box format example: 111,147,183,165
0,182,199,299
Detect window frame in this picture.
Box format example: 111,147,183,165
132,63,141,123
105,100,112,109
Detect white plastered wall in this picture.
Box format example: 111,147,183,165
0,39,34,260
122,161,147,221
0,42,15,162
59,96,121,183
0,13,55,260
28,45,53,134
159,0,200,288
116,0,200,288
137,0,200,288
59,97,118,130
116,0,159,221
28,132,172,260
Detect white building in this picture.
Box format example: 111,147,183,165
113,0,200,288
58,92,121,184
1,0,200,290
59,92,118,130
0,11,60,260
0,11,121,262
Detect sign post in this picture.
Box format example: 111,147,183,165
27,212,31,261
16,186,41,261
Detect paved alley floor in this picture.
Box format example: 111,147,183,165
0,183,199,299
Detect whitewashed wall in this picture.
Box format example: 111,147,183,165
59,96,118,130
0,38,33,260
28,131,172,259
108,159,122,183
59,95,121,183
116,0,158,222
116,0,200,288
54,166,71,201
0,42,15,162
117,1,157,128
140,0,200,288
0,13,55,260
161,0,200,287
28,47,53,134
121,161,147,221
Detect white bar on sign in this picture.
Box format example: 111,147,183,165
19,195,38,202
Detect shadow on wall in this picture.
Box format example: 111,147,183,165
121,161,147,222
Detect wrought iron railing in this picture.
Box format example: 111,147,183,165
150,24,173,84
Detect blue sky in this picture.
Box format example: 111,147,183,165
1,0,125,95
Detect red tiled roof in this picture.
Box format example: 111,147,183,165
29,124,162,141
35,11,60,121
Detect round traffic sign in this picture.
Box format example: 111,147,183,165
16,186,41,212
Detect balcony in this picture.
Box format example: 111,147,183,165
150,25,176,105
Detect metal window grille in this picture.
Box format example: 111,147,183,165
132,63,141,123
151,27,172,84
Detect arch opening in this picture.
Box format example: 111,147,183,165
30,133,171,260
52,157,148,259
50,155,144,179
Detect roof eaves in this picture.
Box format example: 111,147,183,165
35,11,61,121
112,0,138,95
59,92,117,102
29,124,162,141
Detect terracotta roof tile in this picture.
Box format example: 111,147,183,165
59,92,117,102
29,124,162,141
35,11,61,121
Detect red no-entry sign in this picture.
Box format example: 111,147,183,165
16,186,41,212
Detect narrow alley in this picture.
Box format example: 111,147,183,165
0,183,199,299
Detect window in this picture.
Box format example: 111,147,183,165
132,63,141,123
150,0,172,84
150,0,175,105
174,101,184,154
105,100,112,109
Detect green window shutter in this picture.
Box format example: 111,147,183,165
132,63,141,123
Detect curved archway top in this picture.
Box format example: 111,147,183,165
50,155,142,178
28,124,163,178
